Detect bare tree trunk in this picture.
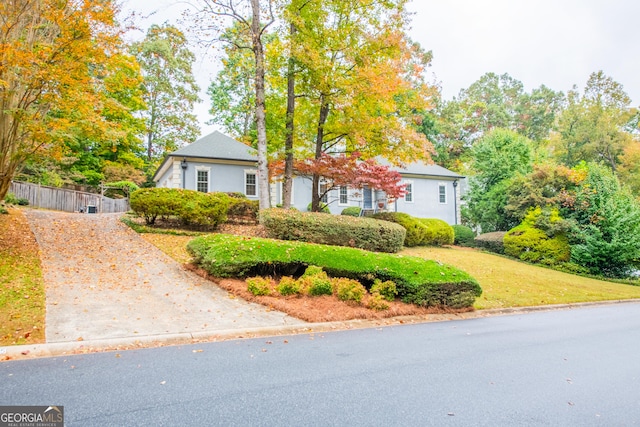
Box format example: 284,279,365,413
312,95,330,212
282,22,296,209
250,0,271,210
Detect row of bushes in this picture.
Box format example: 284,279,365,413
187,234,482,308
260,208,406,253
341,210,476,247
129,188,258,228
246,266,398,310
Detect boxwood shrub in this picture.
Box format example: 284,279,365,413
372,213,454,247
260,208,406,253
341,207,362,217
372,212,426,247
418,218,454,246
187,234,482,308
226,194,259,224
130,188,230,228
452,225,476,247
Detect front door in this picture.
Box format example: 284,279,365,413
363,186,373,209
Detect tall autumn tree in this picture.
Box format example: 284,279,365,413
130,23,201,162
552,71,634,172
207,21,257,141
0,0,137,200
429,73,564,171
192,0,275,209
283,0,435,211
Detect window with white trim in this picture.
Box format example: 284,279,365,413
404,181,413,203
439,183,447,204
245,170,257,197
339,186,348,205
196,168,209,192
320,183,329,204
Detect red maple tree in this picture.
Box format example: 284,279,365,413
271,153,406,208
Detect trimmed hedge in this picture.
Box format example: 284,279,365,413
418,218,454,246
474,231,507,254
373,212,425,247
260,208,406,253
372,213,454,247
452,225,476,247
130,188,230,228
226,195,259,224
187,234,482,308
341,207,362,217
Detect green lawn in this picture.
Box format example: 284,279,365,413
403,246,640,309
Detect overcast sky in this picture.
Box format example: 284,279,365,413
124,0,640,137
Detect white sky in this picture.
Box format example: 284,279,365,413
124,0,640,137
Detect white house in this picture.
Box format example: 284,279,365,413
153,131,464,224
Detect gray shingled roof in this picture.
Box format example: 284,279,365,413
171,131,257,161
377,158,464,179
155,131,462,181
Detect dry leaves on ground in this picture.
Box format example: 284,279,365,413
0,208,45,345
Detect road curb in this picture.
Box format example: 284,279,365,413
3,299,640,361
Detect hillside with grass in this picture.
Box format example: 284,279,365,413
403,246,640,309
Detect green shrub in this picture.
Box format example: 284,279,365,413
179,191,230,227
371,279,397,301
418,218,455,246
260,208,406,253
372,212,427,247
276,276,302,296
452,225,476,247
302,265,325,278
130,188,182,225
474,231,507,254
306,202,330,213
130,188,230,228
4,193,18,204
187,234,482,308
227,196,259,223
367,293,390,311
305,276,333,296
504,208,571,266
3,192,29,206
372,213,454,247
246,277,273,296
0,206,7,215
341,207,362,217
333,278,366,303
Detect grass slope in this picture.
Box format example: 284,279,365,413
0,208,45,345
403,246,640,309
187,234,481,308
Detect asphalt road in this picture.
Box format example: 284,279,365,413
2,303,640,426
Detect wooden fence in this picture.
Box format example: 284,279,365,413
9,181,129,213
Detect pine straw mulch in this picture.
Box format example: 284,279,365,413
186,264,473,323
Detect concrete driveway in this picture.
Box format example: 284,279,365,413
23,210,305,344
